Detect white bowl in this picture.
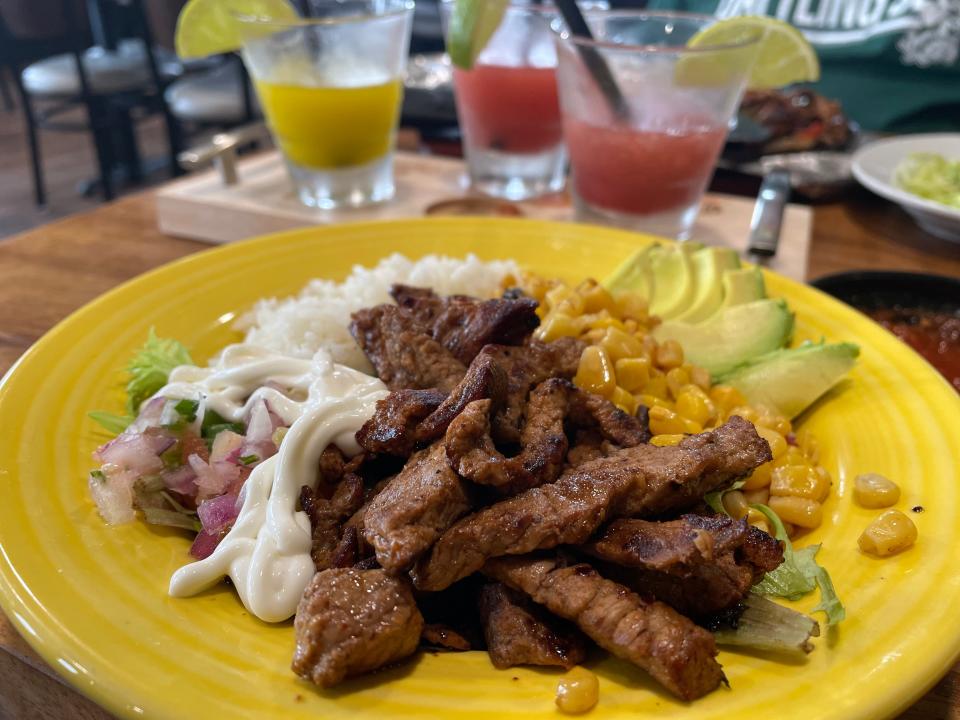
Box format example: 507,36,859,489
851,133,960,243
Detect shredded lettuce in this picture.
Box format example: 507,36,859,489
88,411,134,435
896,153,960,209
751,503,845,626
89,329,192,433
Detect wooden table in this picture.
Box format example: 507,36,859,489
1,186,960,719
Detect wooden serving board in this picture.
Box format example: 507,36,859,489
156,151,812,281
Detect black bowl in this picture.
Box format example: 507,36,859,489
811,271,960,314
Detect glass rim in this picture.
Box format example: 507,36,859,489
552,10,765,55
439,0,560,18
233,0,414,28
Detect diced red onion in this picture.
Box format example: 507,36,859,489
94,433,164,476
189,528,223,560
161,464,197,496
130,396,166,430
197,492,240,532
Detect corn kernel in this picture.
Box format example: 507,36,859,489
722,490,749,519
768,495,823,529
615,292,648,321
545,284,573,309
536,312,582,342
557,293,587,316
681,417,703,434
752,425,787,461
783,521,797,538
770,465,831,501
743,487,770,506
582,328,607,343
742,460,773,490
615,357,651,392
746,508,770,533
690,365,712,392
588,315,627,332
794,428,820,463
675,385,716,427
641,334,659,356
644,374,670,400
574,346,616,398
665,367,691,399
623,318,639,333
649,406,688,435
655,339,684,370
650,434,684,447
611,386,637,415
710,386,746,415
775,446,809,469
858,510,917,557
579,280,617,314
638,394,672,410
556,667,599,715
728,405,759,424
854,473,901,509
601,327,644,362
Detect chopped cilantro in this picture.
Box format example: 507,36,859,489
239,454,259,466
173,398,199,422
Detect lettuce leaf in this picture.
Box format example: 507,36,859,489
89,329,192,434
751,503,845,626
125,329,193,415
704,479,746,515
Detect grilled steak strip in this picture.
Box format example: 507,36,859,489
390,284,541,364
479,339,584,444
484,555,724,701
479,582,587,669
584,515,753,575
350,304,467,392
292,568,423,687
412,417,771,591
363,443,474,573
421,623,472,651
585,517,784,617
355,389,447,456
301,473,365,570
447,378,650,495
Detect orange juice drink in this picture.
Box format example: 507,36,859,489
254,80,403,170
236,1,414,209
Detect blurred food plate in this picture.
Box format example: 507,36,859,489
852,134,960,243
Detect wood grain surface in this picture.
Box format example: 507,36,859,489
0,188,959,720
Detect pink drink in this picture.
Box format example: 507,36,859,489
453,64,562,155
564,116,727,216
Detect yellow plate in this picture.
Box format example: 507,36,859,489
1,218,959,720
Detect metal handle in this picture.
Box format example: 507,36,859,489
748,168,791,258
177,123,272,186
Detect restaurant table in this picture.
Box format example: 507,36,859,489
1,185,960,719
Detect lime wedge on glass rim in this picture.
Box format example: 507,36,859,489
445,0,509,69
175,0,299,59
677,16,820,89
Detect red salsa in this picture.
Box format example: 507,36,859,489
867,308,960,392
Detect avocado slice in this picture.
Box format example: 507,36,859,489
721,267,766,308
716,342,860,419
673,248,741,324
603,245,657,300
652,299,794,377
649,243,701,320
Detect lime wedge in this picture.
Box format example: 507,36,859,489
175,0,299,59
685,16,820,89
446,0,509,70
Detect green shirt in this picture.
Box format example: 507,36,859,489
647,0,960,132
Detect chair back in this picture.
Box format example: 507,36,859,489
0,0,88,64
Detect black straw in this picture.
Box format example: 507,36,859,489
553,0,630,121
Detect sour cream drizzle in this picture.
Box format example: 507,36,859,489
165,344,387,622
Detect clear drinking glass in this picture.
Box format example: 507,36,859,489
441,1,568,201
237,1,414,209
553,12,762,239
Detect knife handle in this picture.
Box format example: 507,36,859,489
749,169,792,257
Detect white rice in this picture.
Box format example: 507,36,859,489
237,253,521,372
